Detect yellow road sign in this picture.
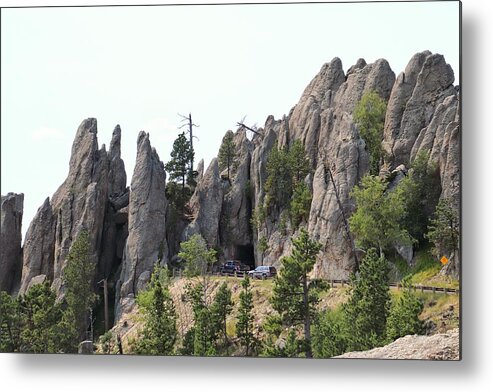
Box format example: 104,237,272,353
440,256,449,265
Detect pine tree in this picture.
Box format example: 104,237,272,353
211,282,233,349
218,130,237,182
165,132,194,213
426,197,460,258
134,267,177,355
342,248,391,351
398,150,441,245
182,282,217,356
19,282,65,353
353,90,387,175
288,140,311,186
385,281,424,342
63,229,97,343
0,291,21,352
290,182,312,229
236,276,257,356
265,146,292,211
271,229,323,358
312,309,347,358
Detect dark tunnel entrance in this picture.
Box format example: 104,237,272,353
235,245,255,269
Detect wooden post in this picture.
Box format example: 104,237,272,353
330,279,334,288
103,278,109,333
117,334,123,355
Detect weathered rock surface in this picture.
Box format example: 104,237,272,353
0,193,24,293
19,119,127,299
185,158,224,248
19,198,55,294
336,329,459,360
384,52,456,166
250,57,396,277
220,129,254,258
116,131,168,318
99,126,129,281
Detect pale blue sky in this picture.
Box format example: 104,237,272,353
1,1,460,240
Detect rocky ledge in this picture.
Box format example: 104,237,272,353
336,328,459,360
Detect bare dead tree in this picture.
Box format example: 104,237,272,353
178,113,199,181
237,115,262,137
325,162,360,271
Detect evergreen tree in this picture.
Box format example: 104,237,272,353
353,90,387,175
211,282,233,348
385,281,424,342
19,282,65,353
165,132,195,212
193,307,217,356
271,229,323,358
288,140,311,186
236,276,257,356
398,150,441,245
218,130,237,182
342,248,391,351
63,229,97,343
0,291,21,352
312,309,347,358
265,146,292,210
182,282,217,356
349,175,412,255
426,198,460,258
134,267,177,355
290,182,312,229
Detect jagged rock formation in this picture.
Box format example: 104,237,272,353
19,119,128,299
220,129,254,259
336,328,459,360
99,125,129,281
19,198,55,294
0,193,24,293
116,131,168,318
184,158,224,248
1,51,460,324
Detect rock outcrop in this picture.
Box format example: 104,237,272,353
185,158,224,248
220,129,254,258
336,328,459,360
0,51,460,325
19,119,128,300
116,131,168,318
0,193,24,293
19,198,55,294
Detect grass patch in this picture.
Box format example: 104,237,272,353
400,247,460,289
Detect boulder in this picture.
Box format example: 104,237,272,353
0,192,24,293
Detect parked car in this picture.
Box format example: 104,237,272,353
248,265,277,279
220,260,251,274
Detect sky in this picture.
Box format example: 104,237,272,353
1,1,460,241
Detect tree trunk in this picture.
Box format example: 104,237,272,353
302,275,312,358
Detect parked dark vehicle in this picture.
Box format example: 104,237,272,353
220,260,251,274
248,265,277,279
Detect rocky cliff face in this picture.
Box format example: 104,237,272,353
175,52,460,281
1,51,460,323
0,193,24,293
116,131,168,318
19,119,128,300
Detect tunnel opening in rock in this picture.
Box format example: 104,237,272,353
235,245,255,269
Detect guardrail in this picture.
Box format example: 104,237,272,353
169,269,459,295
